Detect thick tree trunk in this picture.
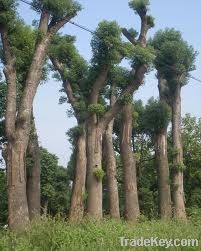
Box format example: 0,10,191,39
120,104,140,221
69,128,87,221
103,119,120,219
172,83,186,219
6,141,30,230
26,116,41,220
86,121,103,219
156,77,172,219
154,129,172,219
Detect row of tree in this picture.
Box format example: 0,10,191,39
0,0,198,231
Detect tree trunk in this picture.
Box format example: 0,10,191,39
86,121,103,219
69,127,87,221
172,83,186,219
155,77,172,219
120,104,140,221
26,115,41,221
103,119,120,219
6,141,30,230
154,129,172,219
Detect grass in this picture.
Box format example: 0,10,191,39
0,217,201,251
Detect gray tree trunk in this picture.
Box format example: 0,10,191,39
103,119,120,219
155,78,172,219
26,115,41,220
86,121,103,219
171,83,186,219
69,127,87,221
120,104,140,221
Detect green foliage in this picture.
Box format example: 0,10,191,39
152,29,197,87
0,171,7,226
107,66,130,91
129,0,150,14
129,45,155,68
182,114,201,208
118,94,133,105
93,168,105,182
143,98,171,134
66,125,84,145
0,218,201,250
147,15,155,28
0,0,16,28
88,104,106,116
9,22,36,84
32,0,81,20
91,21,127,67
40,148,71,215
0,83,6,119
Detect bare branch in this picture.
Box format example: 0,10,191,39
48,13,76,34
50,57,78,106
122,28,137,45
0,30,16,139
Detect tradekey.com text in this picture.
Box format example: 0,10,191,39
119,236,199,249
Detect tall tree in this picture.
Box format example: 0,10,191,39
119,0,154,221
152,28,197,219
143,98,172,219
103,76,120,219
49,34,88,221
26,113,41,220
0,0,81,230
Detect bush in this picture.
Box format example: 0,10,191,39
0,217,201,250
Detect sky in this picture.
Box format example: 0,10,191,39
18,0,201,166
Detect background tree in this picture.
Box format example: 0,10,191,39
152,28,197,219
143,98,172,219
49,34,88,221
40,147,71,216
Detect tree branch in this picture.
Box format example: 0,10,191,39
0,30,16,140
90,65,109,104
38,11,50,35
101,64,147,130
48,13,76,34
121,28,137,45
50,57,78,106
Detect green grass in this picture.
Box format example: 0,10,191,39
0,217,201,251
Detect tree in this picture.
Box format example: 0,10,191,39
182,114,201,209
102,71,120,219
0,0,81,230
40,148,71,216
117,0,155,221
49,34,88,221
152,28,197,219
143,97,172,219
26,114,41,220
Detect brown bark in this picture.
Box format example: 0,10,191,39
69,128,87,221
171,83,186,219
155,78,172,219
26,115,41,221
120,104,140,221
154,129,172,219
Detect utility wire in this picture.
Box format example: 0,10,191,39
17,0,201,84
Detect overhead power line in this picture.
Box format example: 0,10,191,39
16,0,201,84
